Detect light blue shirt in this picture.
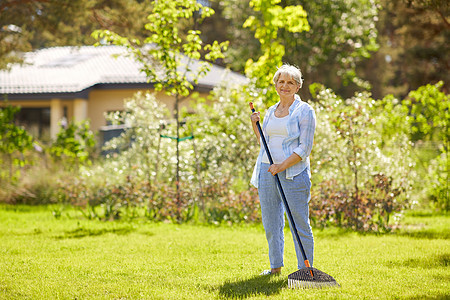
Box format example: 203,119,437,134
251,94,316,188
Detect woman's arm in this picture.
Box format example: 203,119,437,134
267,152,302,175
292,107,316,160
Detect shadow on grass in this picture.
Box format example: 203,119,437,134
218,275,286,299
387,253,450,269
394,230,450,240
404,295,450,299
54,226,137,239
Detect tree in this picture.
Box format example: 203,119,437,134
0,0,153,70
218,0,379,99
359,0,449,98
92,0,228,212
282,0,379,98
242,0,310,105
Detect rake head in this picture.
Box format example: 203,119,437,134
288,267,340,289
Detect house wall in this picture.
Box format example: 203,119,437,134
88,89,206,132
7,88,209,141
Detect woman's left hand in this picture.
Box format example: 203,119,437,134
267,153,302,176
268,164,286,176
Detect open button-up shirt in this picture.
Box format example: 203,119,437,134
250,94,316,188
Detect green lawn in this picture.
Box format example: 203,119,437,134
0,205,449,299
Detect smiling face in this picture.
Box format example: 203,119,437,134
275,73,300,99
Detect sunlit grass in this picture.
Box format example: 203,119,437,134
0,205,449,299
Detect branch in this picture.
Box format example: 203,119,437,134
91,9,115,28
436,9,450,28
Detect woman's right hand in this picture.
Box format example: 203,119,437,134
251,111,260,124
250,111,261,145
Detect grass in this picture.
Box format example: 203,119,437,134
0,205,449,299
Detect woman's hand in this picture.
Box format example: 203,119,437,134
268,163,286,176
268,153,302,176
250,111,260,123
251,111,261,145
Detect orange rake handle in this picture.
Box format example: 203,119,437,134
304,260,314,277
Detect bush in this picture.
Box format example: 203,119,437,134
309,84,413,231
65,89,261,224
202,180,260,225
49,120,96,170
311,173,405,232
12,80,443,230
405,82,449,211
189,79,261,192
0,103,33,184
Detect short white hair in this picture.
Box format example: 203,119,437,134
273,64,303,88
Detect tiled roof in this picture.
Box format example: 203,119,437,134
0,45,246,95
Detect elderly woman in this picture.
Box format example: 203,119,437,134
250,64,316,276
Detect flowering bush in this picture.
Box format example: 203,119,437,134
61,89,262,224
309,84,413,231
189,79,262,191
33,80,446,230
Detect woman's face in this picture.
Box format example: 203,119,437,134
275,73,300,98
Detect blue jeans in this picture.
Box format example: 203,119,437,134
258,163,314,270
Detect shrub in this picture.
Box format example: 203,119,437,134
405,82,449,211
309,84,413,231
202,180,261,225
67,89,261,224
311,173,405,232
49,120,96,170
0,103,33,184
189,79,261,192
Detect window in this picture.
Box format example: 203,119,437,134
15,107,51,141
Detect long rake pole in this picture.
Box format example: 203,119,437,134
250,102,314,277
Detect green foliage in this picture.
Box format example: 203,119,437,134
0,103,33,182
378,82,449,211
62,91,261,224
49,120,96,169
243,0,309,106
221,0,379,98
405,81,449,144
92,0,228,99
190,80,261,186
404,82,449,211
309,83,413,231
294,0,379,91
0,0,154,70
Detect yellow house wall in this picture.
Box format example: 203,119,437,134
88,89,208,132
7,88,210,139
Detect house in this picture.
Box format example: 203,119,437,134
0,45,246,141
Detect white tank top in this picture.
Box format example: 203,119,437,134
261,113,289,164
